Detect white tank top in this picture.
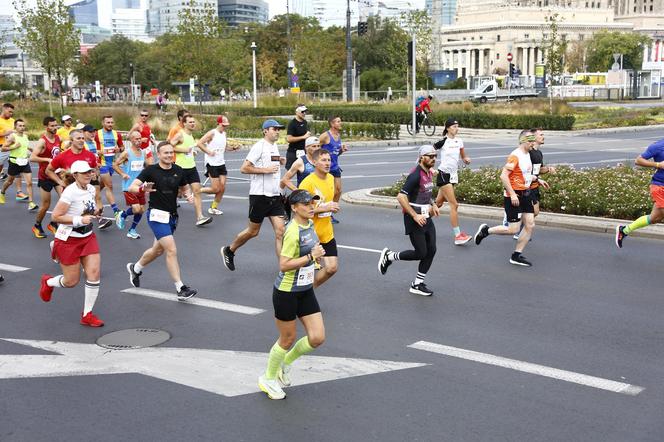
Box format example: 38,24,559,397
205,129,226,166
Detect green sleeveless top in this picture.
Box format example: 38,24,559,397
175,132,196,169
9,133,30,164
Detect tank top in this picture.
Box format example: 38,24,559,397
84,139,98,155
139,123,151,149
205,129,226,167
175,131,196,169
122,147,146,192
9,133,30,164
38,134,61,180
296,154,316,186
321,130,342,172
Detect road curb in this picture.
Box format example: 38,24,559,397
342,187,664,240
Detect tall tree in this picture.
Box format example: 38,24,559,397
585,30,650,72
540,13,567,114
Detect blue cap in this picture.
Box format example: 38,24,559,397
262,119,285,130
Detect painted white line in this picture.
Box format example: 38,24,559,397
342,174,402,179
121,288,265,315
338,244,383,254
0,263,30,272
558,159,630,166
408,340,644,396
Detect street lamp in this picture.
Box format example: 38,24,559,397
251,41,257,109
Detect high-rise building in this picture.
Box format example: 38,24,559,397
312,0,359,28
217,0,269,27
148,0,217,36
426,0,456,25
292,0,314,17
69,0,150,42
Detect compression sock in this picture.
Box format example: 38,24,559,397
265,341,288,379
122,207,134,219
83,280,100,315
211,200,218,209
283,336,315,366
453,226,461,236
623,215,651,235
111,203,119,213
414,272,426,285
47,275,65,288
130,213,143,230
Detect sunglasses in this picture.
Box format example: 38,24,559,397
140,114,149,117
423,154,437,159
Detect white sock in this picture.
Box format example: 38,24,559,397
388,251,399,261
414,272,426,285
83,280,99,315
175,280,184,291
47,275,64,288
133,262,144,273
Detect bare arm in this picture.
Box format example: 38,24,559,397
1,134,16,152
318,132,330,146
127,177,144,194
286,130,310,144
30,139,49,164
195,130,215,156
279,243,325,272
500,165,518,205
112,151,129,179
240,159,278,175
280,158,304,191
636,155,663,169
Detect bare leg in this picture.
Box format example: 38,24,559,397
229,221,261,252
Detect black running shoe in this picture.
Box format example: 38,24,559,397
98,219,113,230
378,248,392,275
0,274,4,283
177,285,197,301
409,282,433,296
615,225,626,249
126,262,141,288
221,246,235,271
474,224,489,245
509,253,532,267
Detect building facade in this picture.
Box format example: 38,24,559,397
147,0,217,36
217,0,269,27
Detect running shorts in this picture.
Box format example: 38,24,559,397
8,162,31,176
272,287,321,321
530,187,541,204
124,191,146,206
99,165,114,176
181,167,200,185
650,184,664,208
206,164,227,178
147,209,178,240
0,151,9,165
248,195,285,224
53,233,100,265
38,179,58,192
321,238,338,257
436,172,456,187
329,168,342,178
504,190,535,223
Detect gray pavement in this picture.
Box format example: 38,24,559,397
1,129,663,441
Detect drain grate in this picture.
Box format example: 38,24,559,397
96,328,171,350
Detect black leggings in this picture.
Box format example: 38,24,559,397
400,220,437,273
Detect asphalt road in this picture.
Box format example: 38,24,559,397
1,129,663,441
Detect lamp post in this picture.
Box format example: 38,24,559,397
345,0,352,102
251,41,257,108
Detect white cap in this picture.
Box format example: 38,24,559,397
61,115,72,122
305,136,319,147
418,144,435,157
295,105,308,113
70,160,92,174
74,122,85,130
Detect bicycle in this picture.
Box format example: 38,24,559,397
406,111,436,136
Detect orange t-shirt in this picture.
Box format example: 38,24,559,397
504,147,533,195
167,123,183,142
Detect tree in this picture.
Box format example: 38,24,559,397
400,10,431,65
585,30,650,72
540,13,567,84
566,40,588,73
13,0,80,114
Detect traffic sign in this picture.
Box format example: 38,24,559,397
507,53,513,62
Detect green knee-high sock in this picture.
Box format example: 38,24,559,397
624,215,651,235
265,341,288,380
283,336,315,366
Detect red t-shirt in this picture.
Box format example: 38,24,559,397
50,148,98,172
139,123,151,149
38,134,62,180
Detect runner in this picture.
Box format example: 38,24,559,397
474,130,542,267
220,119,286,271
0,119,38,211
258,189,326,400
46,129,98,187
93,115,124,228
39,160,104,327
129,109,155,164
0,103,15,181
125,141,198,300
285,105,310,170
378,145,439,296
196,115,240,216
167,109,189,141
615,137,664,248
82,125,104,225
113,131,147,239
281,136,320,191
56,115,74,146
433,118,472,245
298,149,338,286
169,114,212,226
318,115,348,224
30,116,63,238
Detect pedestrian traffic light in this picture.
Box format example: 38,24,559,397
358,21,368,36
509,63,515,78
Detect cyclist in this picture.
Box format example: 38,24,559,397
415,95,433,133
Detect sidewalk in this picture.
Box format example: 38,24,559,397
342,187,664,240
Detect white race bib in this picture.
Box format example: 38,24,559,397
16,157,29,166
149,209,170,224
532,164,541,175
318,211,332,218
55,224,73,241
297,263,315,286
411,203,431,219
130,160,143,171
449,171,459,184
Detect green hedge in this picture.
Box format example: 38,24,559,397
377,165,653,220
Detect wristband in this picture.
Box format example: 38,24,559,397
72,216,84,227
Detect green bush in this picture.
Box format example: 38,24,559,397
377,165,653,219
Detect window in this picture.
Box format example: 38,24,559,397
497,34,501,41
496,53,500,59
524,33,530,38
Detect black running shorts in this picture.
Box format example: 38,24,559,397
181,167,201,185
248,195,285,224
273,287,321,321
206,164,227,178
504,190,534,223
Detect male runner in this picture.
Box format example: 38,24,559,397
0,119,37,210
281,136,320,191
47,129,98,185
474,130,543,267
318,115,348,224
285,105,310,169
299,149,339,286
30,116,62,238
169,114,212,226
221,119,286,271
56,115,74,146
0,103,15,181
167,109,189,141
126,141,197,300
378,145,439,296
615,137,664,248
129,109,155,163
113,131,147,239
94,115,124,227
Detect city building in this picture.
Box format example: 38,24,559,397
312,0,359,28
69,0,150,42
426,0,456,26
292,0,314,17
217,0,269,27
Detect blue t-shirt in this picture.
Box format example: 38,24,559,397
641,140,664,186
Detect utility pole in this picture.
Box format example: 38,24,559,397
286,0,294,91
346,0,353,102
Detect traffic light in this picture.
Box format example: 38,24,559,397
508,63,515,78
408,41,414,65
358,21,368,36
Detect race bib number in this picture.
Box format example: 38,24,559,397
449,171,459,184
532,164,541,175
103,146,115,154
296,149,305,158
55,224,73,241
297,263,315,286
270,155,281,164
130,160,143,171
412,204,431,218
318,211,332,218
16,158,29,166
149,209,170,224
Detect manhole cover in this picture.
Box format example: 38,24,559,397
96,328,171,350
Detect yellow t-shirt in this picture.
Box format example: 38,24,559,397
299,172,335,243
56,126,74,144
0,117,15,145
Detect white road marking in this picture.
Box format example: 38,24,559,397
121,288,265,315
0,338,428,398
408,340,644,396
558,158,630,166
0,263,30,272
338,244,383,253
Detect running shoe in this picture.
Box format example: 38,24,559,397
277,363,292,387
378,248,392,275
454,232,472,246
509,253,532,267
195,216,212,226
115,211,125,230
409,282,433,297
80,311,104,327
258,375,286,400
39,274,54,302
331,215,339,224
208,207,223,215
126,263,141,288
98,219,113,230
32,225,46,238
28,202,38,211
615,225,626,249
0,172,7,180
221,246,235,271
0,193,5,204
474,224,489,245
16,191,28,201
47,222,58,235
177,285,197,301
126,229,140,239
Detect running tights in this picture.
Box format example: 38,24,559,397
399,223,437,274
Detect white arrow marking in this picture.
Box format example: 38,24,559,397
0,263,30,272
0,339,427,397
121,288,265,315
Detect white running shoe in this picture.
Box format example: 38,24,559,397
258,375,286,400
277,363,292,387
208,207,223,215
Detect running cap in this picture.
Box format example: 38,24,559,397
82,124,96,132
296,105,308,113
74,122,85,130
418,144,436,158
61,115,72,122
305,136,319,147
262,119,285,130
444,118,459,128
288,189,320,205
70,160,92,174
216,115,230,126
